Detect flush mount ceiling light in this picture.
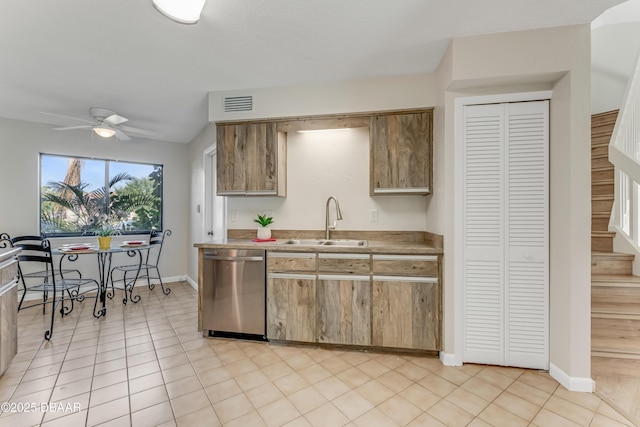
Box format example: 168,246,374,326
93,126,116,138
152,0,206,24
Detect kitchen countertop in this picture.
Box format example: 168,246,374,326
194,239,443,255
0,247,21,264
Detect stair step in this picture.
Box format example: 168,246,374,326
592,231,615,237
592,196,614,213
592,351,640,361
592,252,634,275
592,274,640,305
592,231,615,252
592,303,640,316
592,180,614,196
591,216,610,232
592,355,640,377
592,157,613,170
591,145,608,157
592,167,615,181
592,274,640,283
592,178,615,185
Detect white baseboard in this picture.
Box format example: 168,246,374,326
439,352,462,366
184,276,198,290
549,363,595,392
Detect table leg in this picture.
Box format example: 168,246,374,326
93,252,111,318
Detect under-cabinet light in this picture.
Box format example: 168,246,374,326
152,0,206,24
297,128,351,133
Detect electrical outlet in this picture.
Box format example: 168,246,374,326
369,209,378,223
231,210,239,222
264,210,274,218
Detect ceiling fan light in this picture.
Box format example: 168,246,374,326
93,127,116,138
152,0,206,24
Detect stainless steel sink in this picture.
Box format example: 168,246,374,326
322,239,367,247
279,239,326,246
279,239,367,247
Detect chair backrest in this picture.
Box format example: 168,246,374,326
0,233,11,249
15,238,57,285
145,229,171,267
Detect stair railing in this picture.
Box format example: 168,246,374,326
609,49,640,253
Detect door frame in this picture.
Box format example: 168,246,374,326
203,144,227,241
452,90,552,367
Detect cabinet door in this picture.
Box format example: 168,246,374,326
216,122,286,196
267,252,316,272
317,275,371,345
372,254,439,277
217,124,246,194
0,260,18,375
317,253,370,275
370,111,432,195
372,276,440,350
267,273,316,342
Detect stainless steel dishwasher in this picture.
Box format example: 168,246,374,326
202,249,266,340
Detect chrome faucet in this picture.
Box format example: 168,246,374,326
325,196,343,239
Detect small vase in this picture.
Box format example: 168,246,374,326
98,236,112,250
257,227,271,240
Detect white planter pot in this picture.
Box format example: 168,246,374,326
257,227,271,240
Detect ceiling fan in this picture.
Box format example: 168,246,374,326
42,107,158,141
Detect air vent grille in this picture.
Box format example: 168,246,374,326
223,95,254,113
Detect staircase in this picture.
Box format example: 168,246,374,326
591,110,640,366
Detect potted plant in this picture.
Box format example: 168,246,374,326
92,214,119,249
254,214,274,240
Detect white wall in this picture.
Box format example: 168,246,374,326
227,128,428,232
209,74,435,122
0,117,190,281
187,124,216,283
436,24,594,390
591,21,640,114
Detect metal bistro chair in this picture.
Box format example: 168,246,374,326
0,233,82,312
109,229,172,303
14,238,100,340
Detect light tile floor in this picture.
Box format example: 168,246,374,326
0,282,635,427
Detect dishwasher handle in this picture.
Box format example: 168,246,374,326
204,255,264,262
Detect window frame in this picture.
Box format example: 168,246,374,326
39,153,164,237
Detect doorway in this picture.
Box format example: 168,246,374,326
204,145,226,241
455,93,550,370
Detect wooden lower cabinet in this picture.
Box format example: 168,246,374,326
0,259,18,376
317,275,371,345
372,276,440,351
267,273,316,342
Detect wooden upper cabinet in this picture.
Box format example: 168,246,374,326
370,110,433,195
216,122,286,196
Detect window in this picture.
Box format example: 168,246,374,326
40,154,163,236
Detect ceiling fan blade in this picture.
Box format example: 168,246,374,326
53,125,92,131
104,114,128,126
114,128,131,141
119,125,160,138
41,111,94,124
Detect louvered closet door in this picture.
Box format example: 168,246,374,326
462,100,549,370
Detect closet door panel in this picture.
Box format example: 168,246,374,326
462,100,549,370
505,101,549,369
462,104,505,365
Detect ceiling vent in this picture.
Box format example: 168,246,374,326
223,95,254,113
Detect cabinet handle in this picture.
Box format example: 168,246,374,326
318,274,369,281
204,255,264,262
268,273,315,280
373,275,437,283
373,188,430,194
372,255,437,261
